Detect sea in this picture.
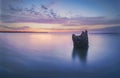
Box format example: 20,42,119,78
0,33,120,78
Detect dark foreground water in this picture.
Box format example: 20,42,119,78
0,33,120,78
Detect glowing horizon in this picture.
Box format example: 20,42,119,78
1,22,120,32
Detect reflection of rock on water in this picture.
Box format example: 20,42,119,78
72,47,88,63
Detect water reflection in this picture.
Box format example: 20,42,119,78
0,33,120,78
72,47,88,63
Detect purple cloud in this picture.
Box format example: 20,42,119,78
0,25,30,30
63,16,120,26
41,5,48,10
1,14,120,26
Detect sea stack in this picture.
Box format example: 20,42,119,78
72,30,89,48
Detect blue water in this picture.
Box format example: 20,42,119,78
0,33,120,78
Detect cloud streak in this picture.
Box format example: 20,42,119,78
1,14,120,26
0,25,30,30
63,16,120,26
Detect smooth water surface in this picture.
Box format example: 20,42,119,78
0,33,120,78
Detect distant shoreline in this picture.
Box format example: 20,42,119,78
89,32,120,35
0,31,120,35
0,31,48,33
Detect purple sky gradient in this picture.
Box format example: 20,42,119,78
0,0,120,32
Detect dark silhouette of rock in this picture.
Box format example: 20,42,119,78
72,30,89,49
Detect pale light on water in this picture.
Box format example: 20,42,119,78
0,33,120,78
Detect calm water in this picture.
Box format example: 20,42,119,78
0,33,120,78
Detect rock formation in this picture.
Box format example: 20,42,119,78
72,30,89,48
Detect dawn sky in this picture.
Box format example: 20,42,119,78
0,0,120,32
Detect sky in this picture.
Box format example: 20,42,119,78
0,0,120,32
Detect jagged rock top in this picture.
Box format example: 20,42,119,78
72,30,89,48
